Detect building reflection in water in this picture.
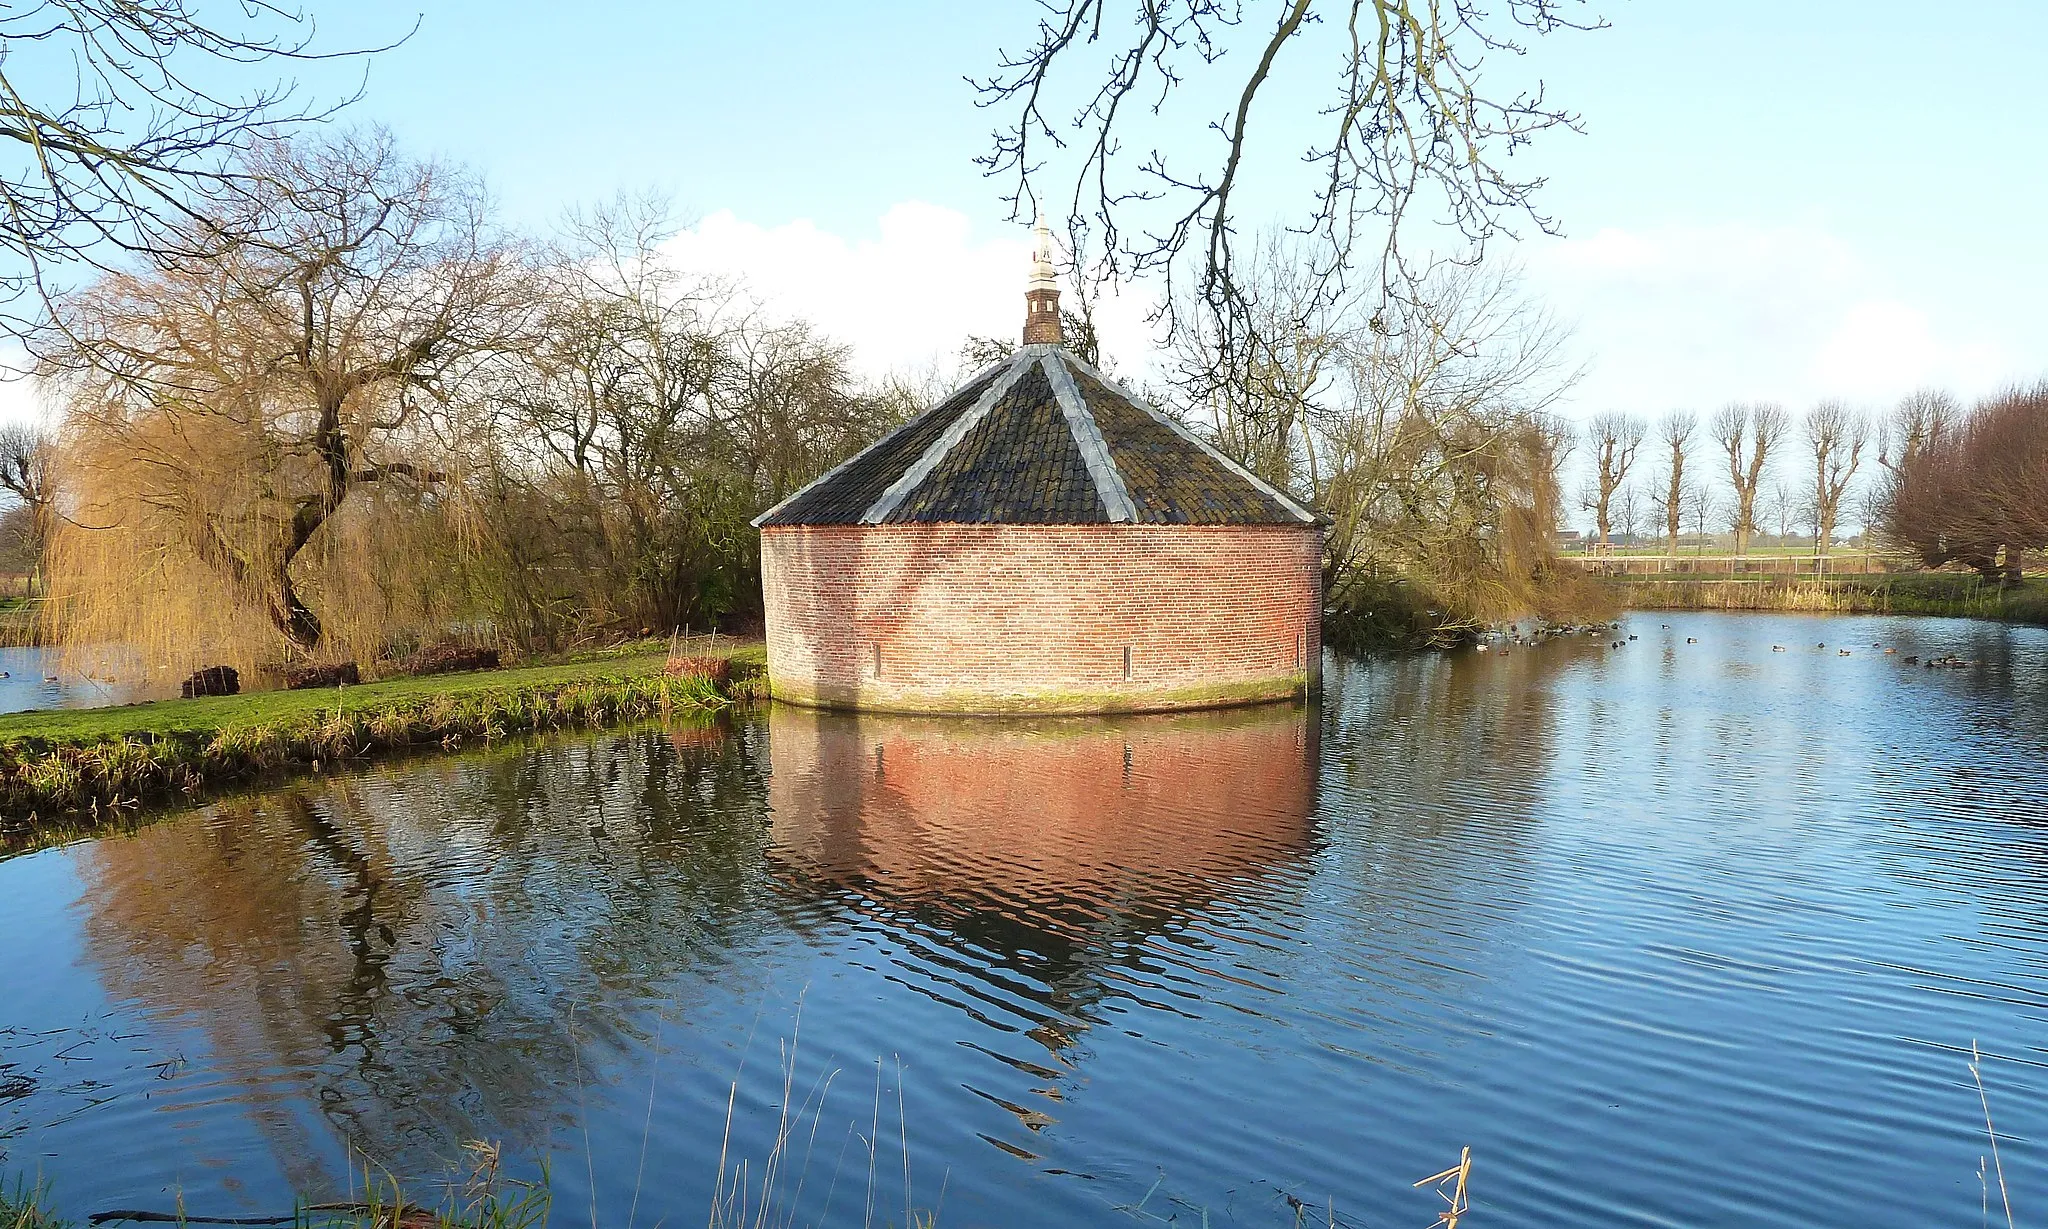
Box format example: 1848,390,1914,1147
762,701,1321,1073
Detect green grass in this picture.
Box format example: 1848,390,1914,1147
1866,572,2048,619
2,1179,64,1229
0,651,689,743
768,669,1307,715
0,645,766,824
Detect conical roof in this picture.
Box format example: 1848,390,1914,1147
754,344,1319,527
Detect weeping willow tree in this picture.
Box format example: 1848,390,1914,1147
1176,251,1597,646
35,129,531,675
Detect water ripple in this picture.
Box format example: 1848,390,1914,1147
4,612,2047,1226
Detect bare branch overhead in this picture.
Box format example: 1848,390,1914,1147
0,0,409,330
975,0,1602,370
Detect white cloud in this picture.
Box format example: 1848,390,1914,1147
1807,299,2007,400
0,346,45,427
0,204,1169,430
657,202,1160,384
1523,222,2015,416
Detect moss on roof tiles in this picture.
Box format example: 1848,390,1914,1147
760,347,1314,527
892,364,1107,523
758,366,1001,526
1070,368,1299,524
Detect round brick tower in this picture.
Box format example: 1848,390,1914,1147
753,219,1324,715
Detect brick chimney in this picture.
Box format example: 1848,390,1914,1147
1021,213,1064,345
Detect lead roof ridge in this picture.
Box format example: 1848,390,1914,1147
749,355,1012,528
858,350,1035,524
1040,350,1138,524
1059,351,1320,525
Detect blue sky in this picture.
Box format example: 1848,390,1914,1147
16,1,2048,424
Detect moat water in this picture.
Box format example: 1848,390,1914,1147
4,612,2047,1226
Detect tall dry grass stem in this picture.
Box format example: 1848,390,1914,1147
1413,1148,1471,1229
1971,1041,2016,1229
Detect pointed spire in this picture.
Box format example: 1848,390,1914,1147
1022,212,1064,345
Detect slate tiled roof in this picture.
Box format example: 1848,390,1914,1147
753,345,1320,527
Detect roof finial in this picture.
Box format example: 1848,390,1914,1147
1022,212,1064,346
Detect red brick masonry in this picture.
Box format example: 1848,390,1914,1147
761,523,1323,713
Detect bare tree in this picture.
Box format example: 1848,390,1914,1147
1169,230,1350,490
0,421,53,591
1614,483,1643,545
1711,402,1786,555
1654,410,1696,556
1805,400,1866,556
1684,484,1719,554
499,192,911,636
1876,388,1958,476
0,3,402,318
975,1,1601,378
1879,382,2048,583
1581,412,1645,551
41,130,530,654
1176,252,1586,638
1765,480,1795,544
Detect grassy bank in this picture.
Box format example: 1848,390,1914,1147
1604,573,2048,623
0,645,764,827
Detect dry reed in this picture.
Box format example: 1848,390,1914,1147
1971,1041,2017,1229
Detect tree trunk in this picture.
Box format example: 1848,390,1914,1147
268,564,324,649
1665,474,1682,556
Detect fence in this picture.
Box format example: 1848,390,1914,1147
1564,553,1902,577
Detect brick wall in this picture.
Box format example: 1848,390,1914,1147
760,523,1323,713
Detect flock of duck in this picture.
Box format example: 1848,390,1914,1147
1474,621,1621,656
1475,624,1975,668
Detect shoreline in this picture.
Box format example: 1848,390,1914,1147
0,645,765,833
1599,573,2048,624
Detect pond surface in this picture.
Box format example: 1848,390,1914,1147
4,612,2048,1227
0,645,158,714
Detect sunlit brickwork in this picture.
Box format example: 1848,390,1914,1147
760,523,1323,713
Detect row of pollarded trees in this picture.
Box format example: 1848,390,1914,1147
1874,385,2047,583
1580,401,1872,556
26,130,923,675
